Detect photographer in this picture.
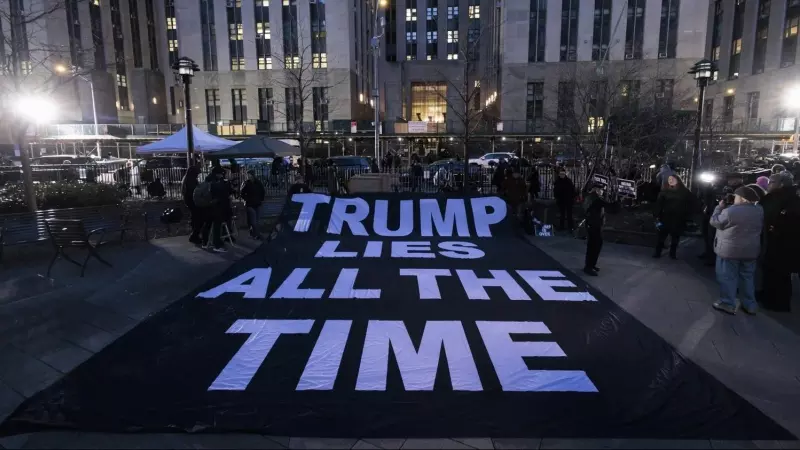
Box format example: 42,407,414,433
710,184,764,315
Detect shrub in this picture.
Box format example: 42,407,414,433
0,182,126,214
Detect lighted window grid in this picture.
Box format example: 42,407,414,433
167,17,176,29
447,6,458,19
312,53,328,68
406,8,417,21
447,30,458,43
468,5,479,19
258,57,273,70
168,39,179,51
257,23,271,39
229,23,243,40
116,74,127,87
447,53,458,60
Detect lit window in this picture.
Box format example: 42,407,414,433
447,30,458,43
427,55,432,60
116,74,127,87
785,17,799,38
474,80,480,87
731,38,742,55
286,56,300,69
20,60,32,75
406,8,417,21
588,117,604,132
256,22,271,39
312,53,328,68
231,57,245,71
426,7,437,20
92,0,99,5
447,53,458,60
229,23,243,40
468,5,480,19
406,54,415,60
258,57,273,70
427,31,437,43
406,31,417,42
258,0,269,5
447,6,458,19
167,17,176,30
711,46,720,61
282,0,289,5
169,39,179,51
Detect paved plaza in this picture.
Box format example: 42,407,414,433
0,233,798,449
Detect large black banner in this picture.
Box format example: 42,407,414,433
1,194,794,439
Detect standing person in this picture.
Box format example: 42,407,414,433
492,161,508,194
526,165,541,202
204,167,229,253
181,166,202,245
270,156,283,187
709,184,764,315
553,169,576,231
502,167,528,220
697,181,718,266
582,183,610,276
758,172,800,312
240,170,266,239
653,175,692,259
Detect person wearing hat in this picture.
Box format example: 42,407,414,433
581,182,611,276
709,184,764,315
758,171,800,312
240,169,266,239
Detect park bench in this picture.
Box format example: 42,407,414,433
0,206,130,261
44,219,112,277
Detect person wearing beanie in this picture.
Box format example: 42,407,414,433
771,164,786,175
758,170,800,312
755,176,770,192
653,174,693,259
709,184,764,315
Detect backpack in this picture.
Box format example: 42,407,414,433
193,182,215,207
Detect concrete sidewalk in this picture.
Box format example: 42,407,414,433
0,236,799,449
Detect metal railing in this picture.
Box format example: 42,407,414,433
0,162,676,202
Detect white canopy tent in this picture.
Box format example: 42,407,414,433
136,126,237,154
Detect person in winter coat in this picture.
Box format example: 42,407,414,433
655,163,675,187
697,181,718,266
492,161,508,194
710,184,764,315
758,171,800,312
526,166,541,201
181,166,202,245
553,169,576,230
270,157,283,187
502,167,528,219
582,183,611,276
240,170,266,239
204,167,231,252
653,175,692,259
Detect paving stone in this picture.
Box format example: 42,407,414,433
56,322,116,353
288,438,358,449
360,439,407,449
400,439,471,449
0,346,62,398
710,441,771,449
267,436,291,447
452,438,493,449
491,438,542,449
0,433,30,450
353,441,382,450
779,441,800,449
38,343,93,373
0,380,23,419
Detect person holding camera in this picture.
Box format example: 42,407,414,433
710,184,764,315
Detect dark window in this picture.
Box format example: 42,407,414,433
468,0,480,60
285,87,301,131
129,0,142,67
753,1,769,74
557,81,575,126
655,79,674,109
625,0,645,59
781,12,799,67
426,0,438,60
526,82,544,131
201,0,218,71
746,91,759,120
310,0,327,67
110,0,128,110
406,7,418,60
145,0,159,70
619,80,641,111
560,0,578,61
89,0,105,69
722,94,735,123
728,0,746,78
206,89,221,124
117,74,129,111
170,86,177,115
528,0,546,62
385,0,397,61
258,88,275,122
282,0,299,61
313,87,329,131
231,89,247,121
658,0,679,58
66,0,83,67
592,0,611,61
255,1,271,69
228,0,244,70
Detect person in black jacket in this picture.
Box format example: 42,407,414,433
758,171,800,312
654,175,692,259
241,170,266,239
203,167,230,252
697,181,719,266
553,168,576,231
527,166,541,202
583,183,610,276
181,166,202,245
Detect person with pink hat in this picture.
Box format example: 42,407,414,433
755,176,769,193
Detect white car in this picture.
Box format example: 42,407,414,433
468,152,515,168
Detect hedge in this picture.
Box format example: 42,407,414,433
0,182,126,214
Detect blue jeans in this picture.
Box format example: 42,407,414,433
715,257,757,309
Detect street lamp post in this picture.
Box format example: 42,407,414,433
172,57,200,166
56,64,100,156
688,59,716,190
371,0,386,162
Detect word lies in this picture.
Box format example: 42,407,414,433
196,267,597,302
292,194,507,237
315,241,485,259
209,319,598,393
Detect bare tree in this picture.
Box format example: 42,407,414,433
269,12,345,172
546,62,695,170
0,0,98,212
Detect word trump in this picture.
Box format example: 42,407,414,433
196,267,597,302
208,319,598,393
292,194,507,237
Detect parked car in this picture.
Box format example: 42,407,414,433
327,156,371,175
468,152,515,168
